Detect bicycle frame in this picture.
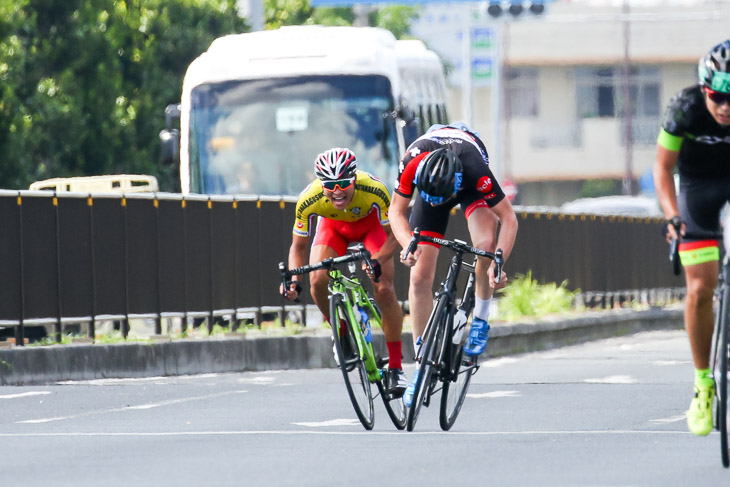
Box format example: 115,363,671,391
427,252,479,388
327,268,382,382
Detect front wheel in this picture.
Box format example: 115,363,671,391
440,345,475,430
716,284,730,468
330,294,374,430
406,295,449,432
377,380,407,430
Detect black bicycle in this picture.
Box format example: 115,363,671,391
279,245,407,430
669,218,730,467
402,228,503,431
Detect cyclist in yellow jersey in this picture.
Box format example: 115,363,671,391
281,148,407,396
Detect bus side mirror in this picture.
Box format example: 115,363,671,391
159,104,181,166
159,128,180,166
396,98,420,147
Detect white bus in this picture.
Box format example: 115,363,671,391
160,25,449,195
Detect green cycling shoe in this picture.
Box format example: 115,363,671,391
686,382,715,436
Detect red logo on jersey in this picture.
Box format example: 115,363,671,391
477,176,493,193
296,221,304,228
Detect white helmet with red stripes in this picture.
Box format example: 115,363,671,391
314,148,357,180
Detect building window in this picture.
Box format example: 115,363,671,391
506,67,538,118
575,66,661,145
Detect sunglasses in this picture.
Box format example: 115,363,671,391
705,87,730,105
321,177,355,191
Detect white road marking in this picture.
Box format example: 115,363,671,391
0,429,698,438
467,390,521,399
15,390,248,424
0,391,51,400
652,360,690,366
238,377,276,385
483,357,519,368
56,374,221,386
292,419,361,427
583,375,638,384
650,415,686,424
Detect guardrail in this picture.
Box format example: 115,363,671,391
0,190,683,345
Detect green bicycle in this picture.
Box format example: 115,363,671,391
279,245,407,430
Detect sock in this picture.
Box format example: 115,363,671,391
387,341,402,369
328,319,347,337
695,368,713,387
474,297,491,322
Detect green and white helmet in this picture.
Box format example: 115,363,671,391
699,40,730,93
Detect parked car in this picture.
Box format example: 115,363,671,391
560,195,662,217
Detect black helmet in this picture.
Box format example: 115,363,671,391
699,40,730,93
415,148,463,204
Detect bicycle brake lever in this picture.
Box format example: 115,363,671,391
494,249,504,284
403,228,421,260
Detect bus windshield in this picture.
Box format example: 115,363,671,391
188,75,400,195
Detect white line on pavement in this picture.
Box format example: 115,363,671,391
0,391,51,400
0,429,697,438
15,390,248,424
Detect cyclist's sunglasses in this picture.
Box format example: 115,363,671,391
705,87,730,105
321,177,355,191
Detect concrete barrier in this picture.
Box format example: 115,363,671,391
0,307,684,385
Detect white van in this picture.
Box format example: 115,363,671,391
29,174,159,193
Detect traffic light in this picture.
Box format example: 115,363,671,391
487,0,546,19
487,0,503,17
529,0,545,15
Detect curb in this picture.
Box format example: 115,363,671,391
0,307,684,386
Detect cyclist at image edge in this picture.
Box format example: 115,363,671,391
389,122,518,405
280,148,407,397
653,40,730,436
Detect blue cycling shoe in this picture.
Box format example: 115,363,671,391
403,370,419,407
463,318,490,356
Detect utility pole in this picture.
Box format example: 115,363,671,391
621,0,634,195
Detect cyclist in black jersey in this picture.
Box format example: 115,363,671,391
389,122,518,404
653,40,730,436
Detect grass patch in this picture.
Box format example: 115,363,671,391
496,271,581,321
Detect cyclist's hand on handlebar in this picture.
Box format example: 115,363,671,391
489,262,507,290
362,258,382,282
664,216,684,243
280,280,302,301
399,246,420,267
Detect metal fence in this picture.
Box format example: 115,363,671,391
0,190,683,345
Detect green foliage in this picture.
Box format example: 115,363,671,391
0,0,245,191
579,179,619,198
1,1,419,192
264,0,419,39
497,271,580,321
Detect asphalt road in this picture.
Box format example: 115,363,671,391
0,329,727,486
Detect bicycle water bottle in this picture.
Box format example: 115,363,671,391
452,309,468,345
359,307,373,343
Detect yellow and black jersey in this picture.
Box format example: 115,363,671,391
293,170,391,237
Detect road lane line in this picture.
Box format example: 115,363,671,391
0,429,696,438
15,390,248,424
467,390,521,399
0,391,51,400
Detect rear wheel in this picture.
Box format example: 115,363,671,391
406,295,449,432
330,294,374,430
440,345,474,431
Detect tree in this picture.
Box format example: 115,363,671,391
0,0,418,191
0,0,245,191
